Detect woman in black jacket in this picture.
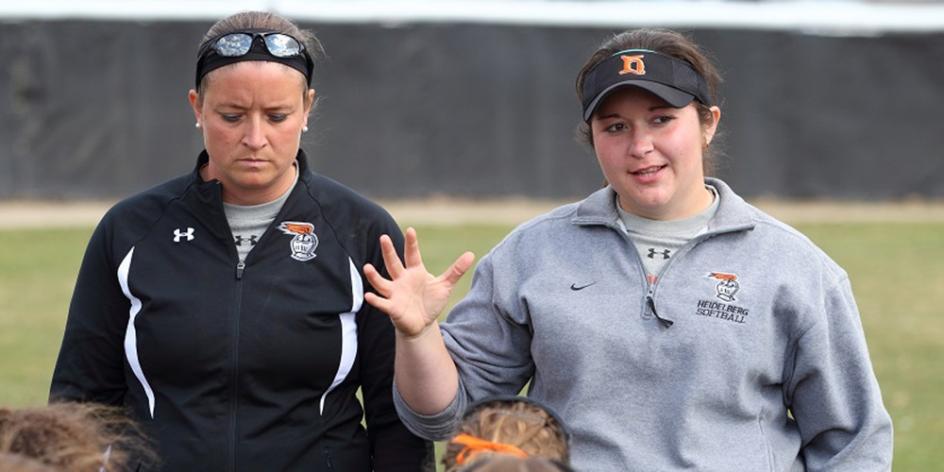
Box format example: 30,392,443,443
50,11,431,471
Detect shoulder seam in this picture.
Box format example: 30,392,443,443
488,204,579,254
113,181,196,255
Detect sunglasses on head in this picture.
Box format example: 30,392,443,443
195,30,314,88
201,31,306,59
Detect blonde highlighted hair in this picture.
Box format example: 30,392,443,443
443,397,570,472
0,402,153,472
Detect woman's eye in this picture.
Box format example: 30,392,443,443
221,114,241,123
604,122,626,133
652,115,676,125
269,113,288,123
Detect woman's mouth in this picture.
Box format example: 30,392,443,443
629,164,667,184
236,157,268,169
631,165,666,176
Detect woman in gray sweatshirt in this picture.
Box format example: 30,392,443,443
362,29,893,471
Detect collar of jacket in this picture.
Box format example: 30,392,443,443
188,148,312,197
182,149,312,242
571,177,755,236
189,149,312,181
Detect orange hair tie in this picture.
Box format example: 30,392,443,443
451,433,529,465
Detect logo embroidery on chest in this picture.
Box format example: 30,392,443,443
173,227,195,243
278,221,319,262
693,272,750,325
708,272,739,302
647,248,671,260
233,234,259,247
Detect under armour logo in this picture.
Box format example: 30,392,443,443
173,227,195,243
647,248,671,260
234,235,258,246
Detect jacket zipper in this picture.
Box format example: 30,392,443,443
646,294,673,328
322,447,335,470
645,233,720,328
219,183,295,471
615,219,716,328
613,220,675,327
228,261,245,472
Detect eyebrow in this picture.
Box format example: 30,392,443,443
596,105,676,120
215,103,296,111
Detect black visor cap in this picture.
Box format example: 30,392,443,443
581,49,711,121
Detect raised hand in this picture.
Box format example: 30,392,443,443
363,227,475,339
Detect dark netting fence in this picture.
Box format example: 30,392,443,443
1,19,942,200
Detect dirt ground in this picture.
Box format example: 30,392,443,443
2,197,944,229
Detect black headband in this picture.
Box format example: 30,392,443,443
194,29,313,89
580,49,712,121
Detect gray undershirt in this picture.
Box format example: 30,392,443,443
223,164,299,262
617,185,719,285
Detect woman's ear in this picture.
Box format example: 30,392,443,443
304,88,317,114
703,106,721,147
302,88,317,132
188,89,202,126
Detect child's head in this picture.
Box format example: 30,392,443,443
458,455,574,472
0,452,60,472
443,396,570,472
0,402,152,472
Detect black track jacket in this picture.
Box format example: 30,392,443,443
51,151,432,471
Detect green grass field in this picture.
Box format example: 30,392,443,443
1,221,941,470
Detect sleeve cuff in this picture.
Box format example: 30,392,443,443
392,379,467,441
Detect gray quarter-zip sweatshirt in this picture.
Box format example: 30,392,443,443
394,178,892,471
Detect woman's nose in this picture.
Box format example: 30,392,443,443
627,128,654,158
242,116,268,150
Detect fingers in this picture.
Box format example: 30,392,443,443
403,227,425,269
363,263,393,295
363,291,395,315
379,234,405,278
441,251,475,286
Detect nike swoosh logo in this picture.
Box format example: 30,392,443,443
570,282,596,291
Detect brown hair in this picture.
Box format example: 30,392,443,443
575,29,723,172
0,403,153,472
196,11,324,97
443,398,570,472
459,455,574,472
0,453,60,472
